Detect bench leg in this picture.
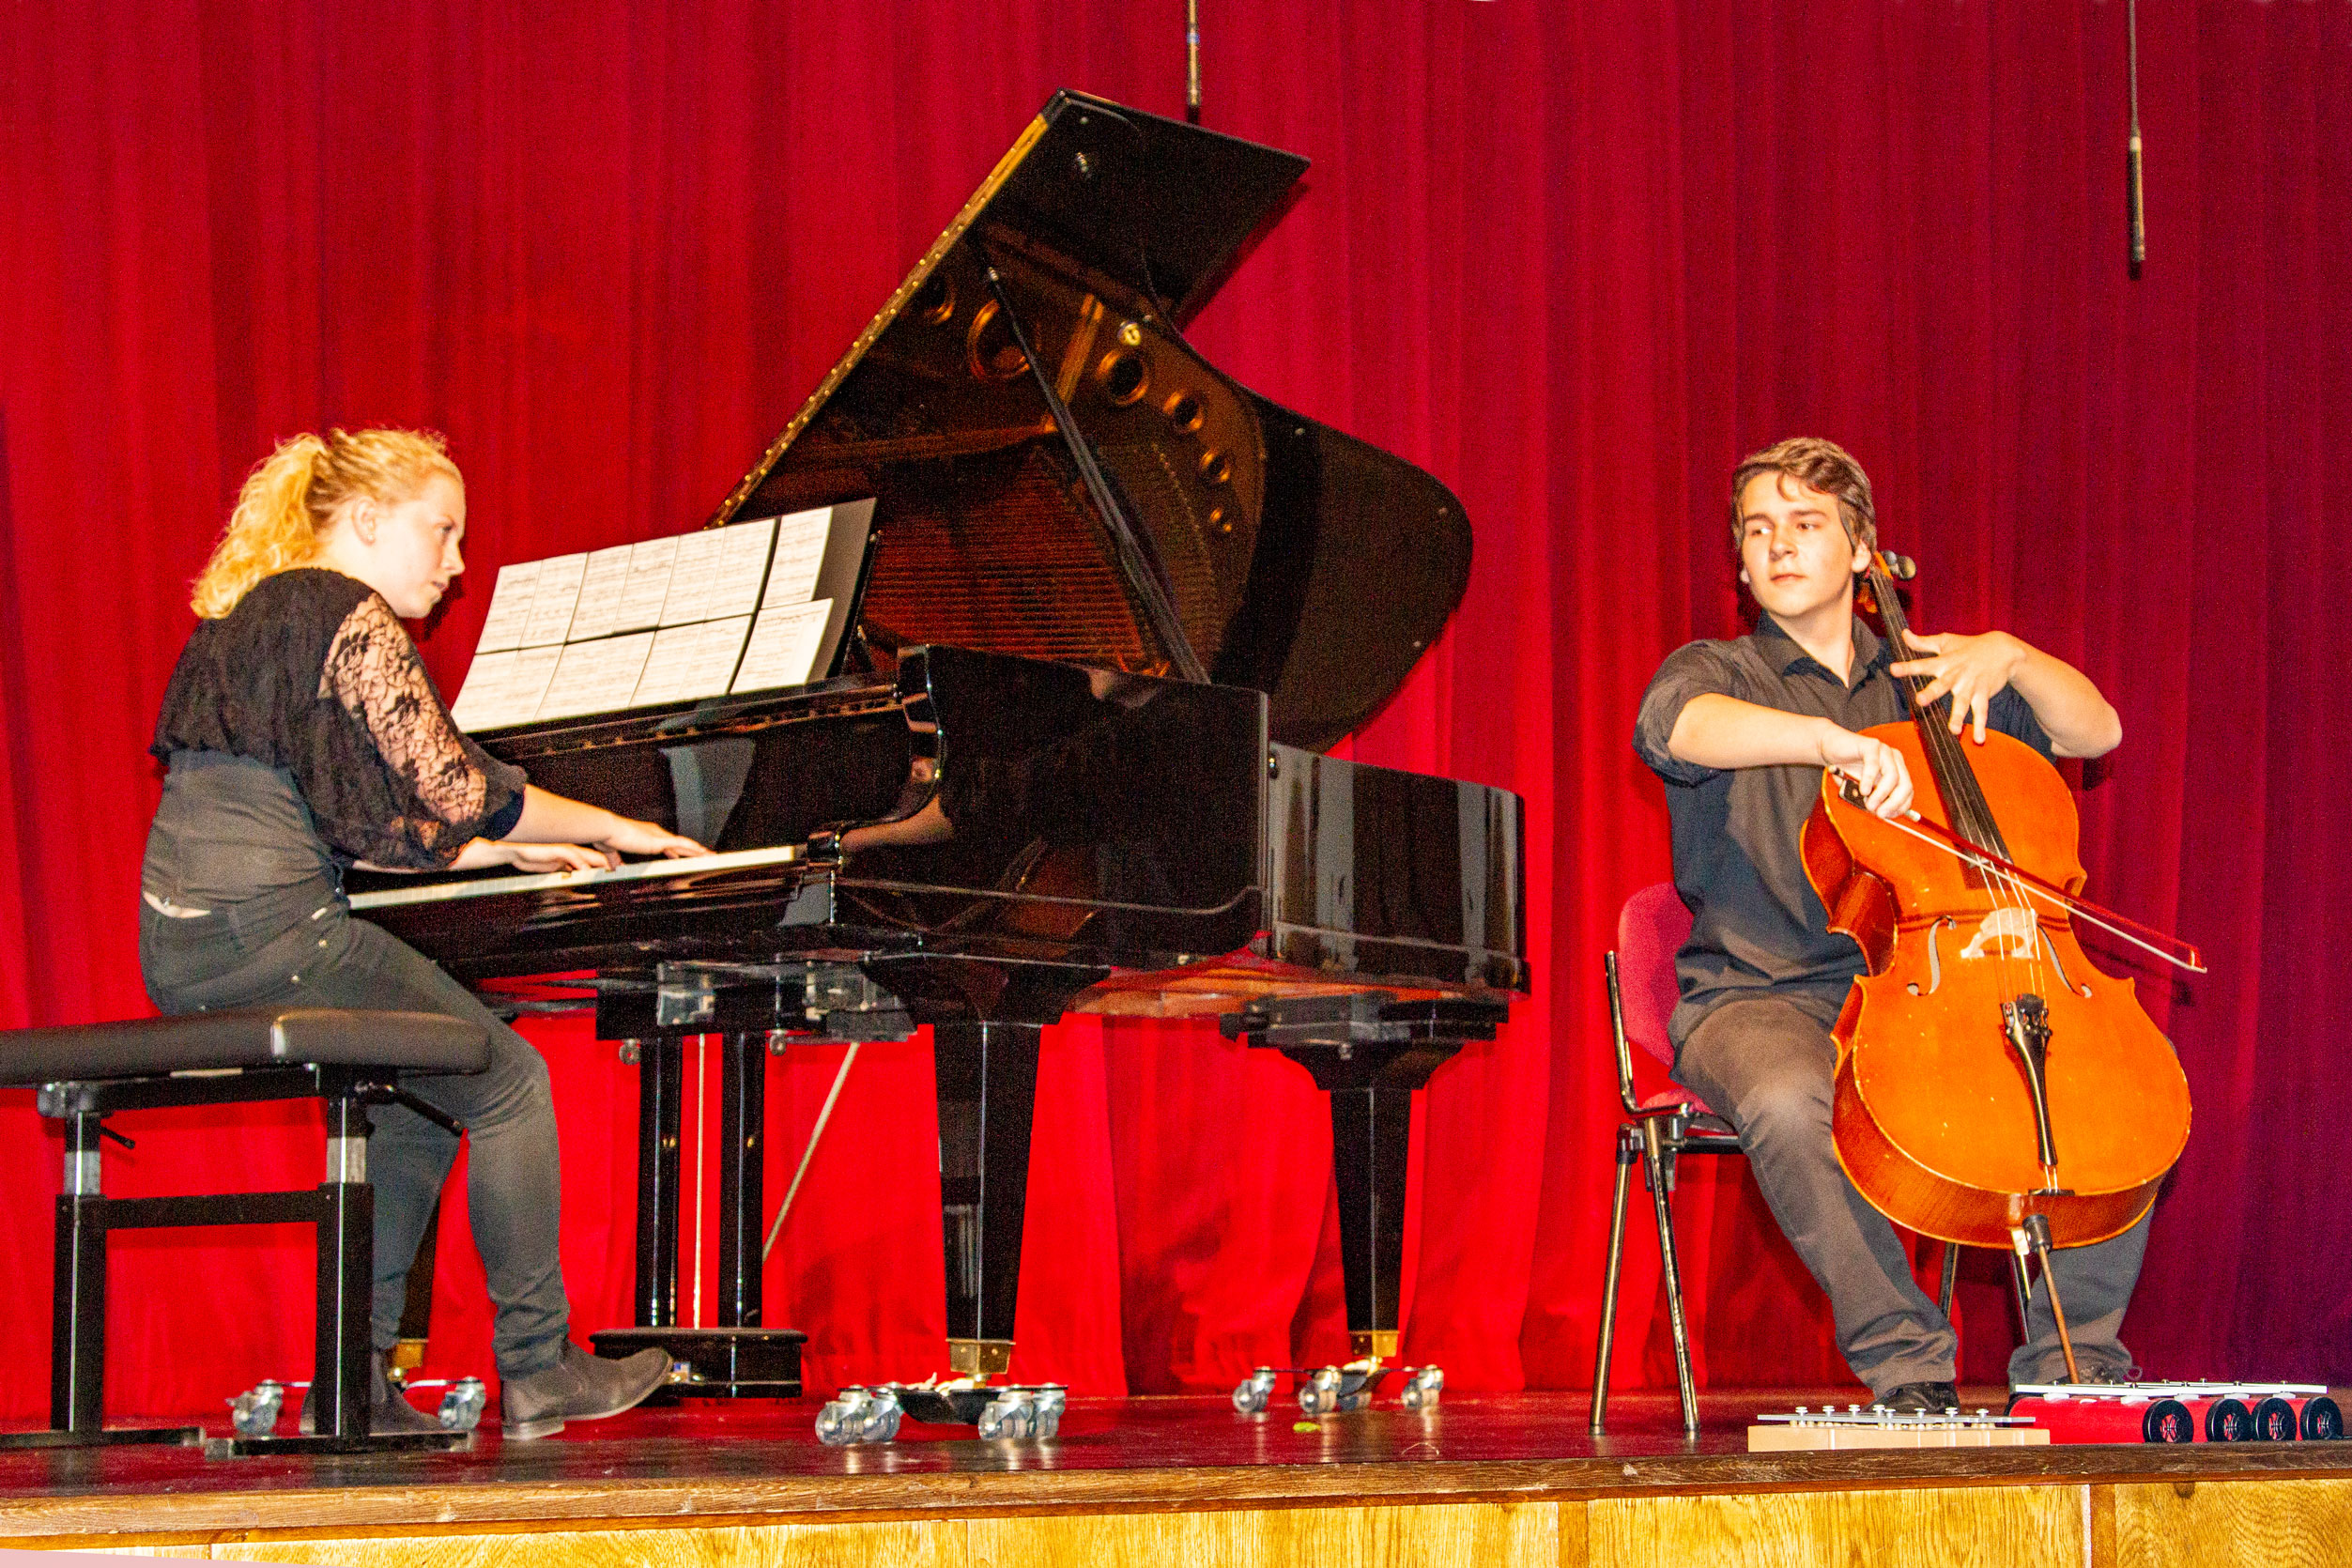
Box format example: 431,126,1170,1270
2,1113,196,1451
315,1097,375,1440
51,1190,105,1435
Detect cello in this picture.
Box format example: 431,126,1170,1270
1801,543,2195,1362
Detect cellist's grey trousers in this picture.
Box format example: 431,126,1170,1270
1674,995,2153,1394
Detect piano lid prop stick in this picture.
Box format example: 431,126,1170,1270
979,257,1209,683
762,1041,863,1263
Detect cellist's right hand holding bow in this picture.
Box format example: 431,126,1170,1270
1816,723,1914,820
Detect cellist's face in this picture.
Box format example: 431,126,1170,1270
1737,471,1870,626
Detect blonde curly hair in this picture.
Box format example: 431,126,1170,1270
191,429,462,618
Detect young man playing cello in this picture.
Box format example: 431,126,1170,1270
1631,437,2148,1411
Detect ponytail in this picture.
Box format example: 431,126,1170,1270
190,428,460,618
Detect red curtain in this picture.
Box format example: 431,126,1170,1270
2,1,2345,1419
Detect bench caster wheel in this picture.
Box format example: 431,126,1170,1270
227,1380,286,1437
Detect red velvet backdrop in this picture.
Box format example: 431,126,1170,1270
3,2,2346,1419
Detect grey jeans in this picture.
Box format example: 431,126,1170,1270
1675,994,2151,1393
140,885,573,1378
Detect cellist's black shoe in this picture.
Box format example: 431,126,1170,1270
1878,1380,1960,1414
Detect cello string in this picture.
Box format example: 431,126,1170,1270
1827,774,2205,972
1835,760,2199,961
1868,556,2044,996
1864,555,2020,1000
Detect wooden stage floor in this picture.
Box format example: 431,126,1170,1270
2,1388,2347,1565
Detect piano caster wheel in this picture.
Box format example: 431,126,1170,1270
815,1386,903,1447
1399,1366,1445,1410
1299,1366,1355,1417
977,1391,1031,1440
1233,1367,1277,1415
437,1376,488,1432
228,1379,286,1437
975,1385,1066,1440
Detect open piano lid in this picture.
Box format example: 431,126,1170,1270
706,90,1471,753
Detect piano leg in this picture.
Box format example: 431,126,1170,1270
634,1036,684,1329
1275,1041,1461,1370
594,1031,806,1397
931,1020,1039,1379
816,1007,1065,1438
1327,1080,1412,1365
714,1034,763,1330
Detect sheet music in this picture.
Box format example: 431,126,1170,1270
447,650,517,731
535,631,655,722
617,537,677,632
452,499,865,729
633,616,753,707
449,645,562,732
561,545,636,644
518,552,589,648
660,517,776,626
473,561,543,653
761,507,835,607
731,599,834,694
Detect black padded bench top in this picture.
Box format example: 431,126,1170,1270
0,1008,489,1085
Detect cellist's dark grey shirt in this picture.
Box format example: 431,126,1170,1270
1633,614,2051,1051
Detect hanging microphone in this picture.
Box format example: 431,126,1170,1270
1186,0,1202,124
2127,0,2144,278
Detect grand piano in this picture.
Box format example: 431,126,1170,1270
353,90,1529,1431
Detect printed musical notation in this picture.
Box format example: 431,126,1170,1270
448,501,871,731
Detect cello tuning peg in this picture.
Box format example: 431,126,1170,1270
1882,551,1918,580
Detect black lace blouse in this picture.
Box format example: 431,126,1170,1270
151,569,527,869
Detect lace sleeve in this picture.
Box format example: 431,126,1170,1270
318,595,528,867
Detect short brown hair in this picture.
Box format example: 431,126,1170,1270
1729,437,1876,559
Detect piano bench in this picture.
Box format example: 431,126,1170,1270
0,1007,487,1456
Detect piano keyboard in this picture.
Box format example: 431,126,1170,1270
347,844,805,912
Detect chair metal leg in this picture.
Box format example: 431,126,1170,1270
1642,1120,1699,1437
1938,1239,1960,1319
1589,1125,1637,1436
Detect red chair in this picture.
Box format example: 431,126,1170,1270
1587,883,1738,1437
1586,883,1987,1437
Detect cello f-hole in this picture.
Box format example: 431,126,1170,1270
2037,927,2092,998
1906,917,1957,996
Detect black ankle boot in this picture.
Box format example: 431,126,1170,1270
499,1343,670,1441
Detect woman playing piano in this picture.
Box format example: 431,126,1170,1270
139,428,709,1438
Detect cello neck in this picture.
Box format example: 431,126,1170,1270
1862,552,2016,862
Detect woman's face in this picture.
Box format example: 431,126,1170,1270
346,474,467,619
